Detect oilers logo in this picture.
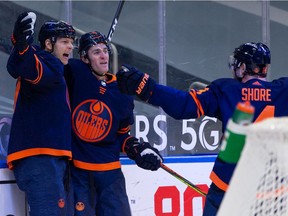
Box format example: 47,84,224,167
72,99,112,142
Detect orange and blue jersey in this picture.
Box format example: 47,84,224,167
6,46,72,169
65,59,134,171
148,77,288,191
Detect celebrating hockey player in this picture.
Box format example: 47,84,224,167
116,42,288,215
64,31,163,216
6,12,75,216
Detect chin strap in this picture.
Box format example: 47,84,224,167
91,68,106,77
86,56,107,77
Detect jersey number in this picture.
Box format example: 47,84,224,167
255,105,275,122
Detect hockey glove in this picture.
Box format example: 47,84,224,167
125,138,163,171
11,12,36,52
117,64,156,101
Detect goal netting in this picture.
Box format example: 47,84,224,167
217,117,288,216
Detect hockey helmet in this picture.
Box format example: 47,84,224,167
78,31,111,57
229,42,271,77
38,20,76,49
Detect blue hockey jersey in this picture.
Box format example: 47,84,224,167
6,46,72,169
65,59,134,171
148,77,288,191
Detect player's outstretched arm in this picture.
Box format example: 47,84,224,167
11,11,36,53
123,137,163,171
116,64,156,101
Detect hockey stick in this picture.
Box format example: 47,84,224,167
107,0,125,42
160,163,207,197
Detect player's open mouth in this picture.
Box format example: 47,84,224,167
63,53,69,57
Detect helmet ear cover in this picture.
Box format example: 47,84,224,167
228,55,242,71
231,42,270,77
78,31,111,57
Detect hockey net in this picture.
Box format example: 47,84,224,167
217,117,288,216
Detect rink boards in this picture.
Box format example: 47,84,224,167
0,155,216,216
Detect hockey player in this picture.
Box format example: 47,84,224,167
64,31,163,216
6,12,75,216
116,42,288,215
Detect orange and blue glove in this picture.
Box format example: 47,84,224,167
116,64,156,101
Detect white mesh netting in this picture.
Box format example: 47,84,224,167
217,117,288,216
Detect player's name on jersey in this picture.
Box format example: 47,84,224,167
241,88,271,101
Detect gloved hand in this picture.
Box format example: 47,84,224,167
11,12,36,52
116,64,156,101
124,138,163,171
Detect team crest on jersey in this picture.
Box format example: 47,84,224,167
72,99,112,142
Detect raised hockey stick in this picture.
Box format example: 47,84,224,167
107,0,125,42
160,163,207,197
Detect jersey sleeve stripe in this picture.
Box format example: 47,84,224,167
13,79,21,110
210,171,228,191
18,46,29,55
118,126,130,134
25,54,43,84
189,89,204,117
122,136,134,153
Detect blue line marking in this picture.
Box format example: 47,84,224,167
120,155,217,165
